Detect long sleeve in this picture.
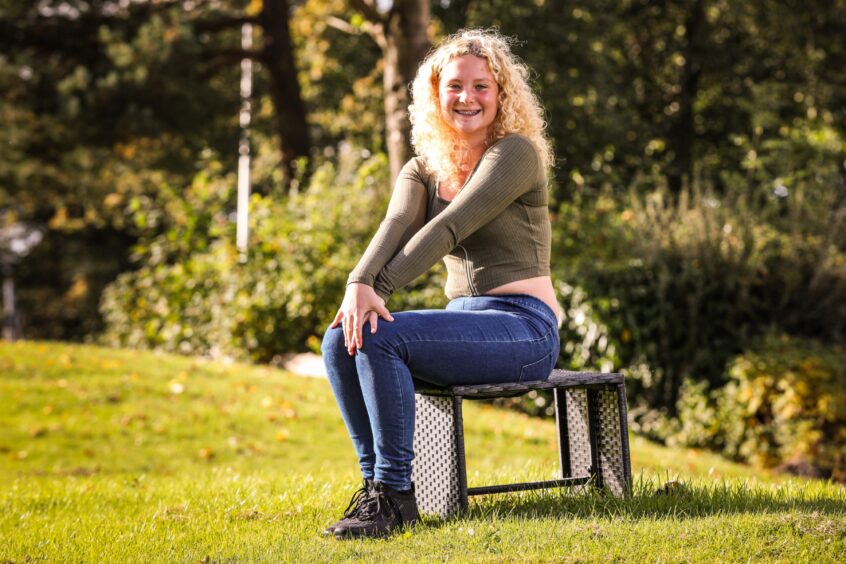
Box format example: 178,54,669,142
347,159,428,287
372,134,542,301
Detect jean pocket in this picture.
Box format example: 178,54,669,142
518,352,553,383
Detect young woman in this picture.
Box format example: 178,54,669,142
322,29,558,539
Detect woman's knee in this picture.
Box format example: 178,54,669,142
321,325,346,360
321,317,406,359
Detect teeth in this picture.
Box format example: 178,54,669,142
455,110,481,116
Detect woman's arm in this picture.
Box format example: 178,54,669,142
332,158,428,354
346,159,429,286
372,135,543,301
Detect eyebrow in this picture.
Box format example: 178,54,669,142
442,77,494,83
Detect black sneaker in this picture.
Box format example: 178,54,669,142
335,481,419,539
323,479,375,537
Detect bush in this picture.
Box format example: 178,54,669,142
674,335,846,481
553,181,846,413
101,148,446,362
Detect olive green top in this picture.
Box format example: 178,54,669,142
348,133,551,302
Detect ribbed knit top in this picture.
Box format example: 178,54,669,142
347,133,551,302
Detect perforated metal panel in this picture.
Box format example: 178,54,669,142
565,389,592,477
412,395,464,517
597,389,627,496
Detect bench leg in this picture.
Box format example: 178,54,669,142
412,394,468,517
561,387,631,497
553,388,571,478
594,387,632,496
563,389,593,479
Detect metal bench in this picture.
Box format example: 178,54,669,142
411,369,632,517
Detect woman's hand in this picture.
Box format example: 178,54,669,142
330,283,394,355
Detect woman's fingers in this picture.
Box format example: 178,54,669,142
354,312,364,349
335,301,392,355
375,303,394,322
342,312,352,350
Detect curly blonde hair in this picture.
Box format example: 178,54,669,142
409,28,553,183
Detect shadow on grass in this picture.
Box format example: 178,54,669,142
449,476,846,522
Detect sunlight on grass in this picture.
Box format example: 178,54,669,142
2,341,844,561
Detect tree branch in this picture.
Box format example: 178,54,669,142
348,0,384,24
326,14,385,49
326,15,361,35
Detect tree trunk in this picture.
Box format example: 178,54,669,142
350,0,430,184
261,0,311,189
382,1,430,183
666,0,705,195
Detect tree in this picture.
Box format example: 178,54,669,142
347,0,430,183
198,0,311,187
0,0,314,338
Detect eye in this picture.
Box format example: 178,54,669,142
475,84,488,91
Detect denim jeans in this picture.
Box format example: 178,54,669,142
321,294,560,491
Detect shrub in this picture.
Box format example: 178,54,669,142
552,181,846,413
101,149,446,362
674,335,846,481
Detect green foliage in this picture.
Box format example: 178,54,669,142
5,0,846,350
101,149,446,361
552,174,846,413
459,0,846,202
674,336,846,482
291,0,384,151
0,1,243,339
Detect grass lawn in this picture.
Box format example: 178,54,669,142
1,340,844,562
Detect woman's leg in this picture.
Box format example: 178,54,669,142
352,295,560,491
321,326,376,481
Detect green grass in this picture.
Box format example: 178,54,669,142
1,340,844,562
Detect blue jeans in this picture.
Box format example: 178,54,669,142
321,294,560,491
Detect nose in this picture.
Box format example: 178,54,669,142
458,88,473,103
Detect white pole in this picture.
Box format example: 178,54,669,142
236,23,253,263
2,271,15,341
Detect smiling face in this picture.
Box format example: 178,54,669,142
438,55,500,148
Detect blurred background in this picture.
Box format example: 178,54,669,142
1,0,844,480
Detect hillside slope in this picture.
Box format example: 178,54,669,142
2,341,844,561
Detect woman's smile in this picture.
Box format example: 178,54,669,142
439,55,499,147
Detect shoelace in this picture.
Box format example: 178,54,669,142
342,483,374,518
358,489,404,525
